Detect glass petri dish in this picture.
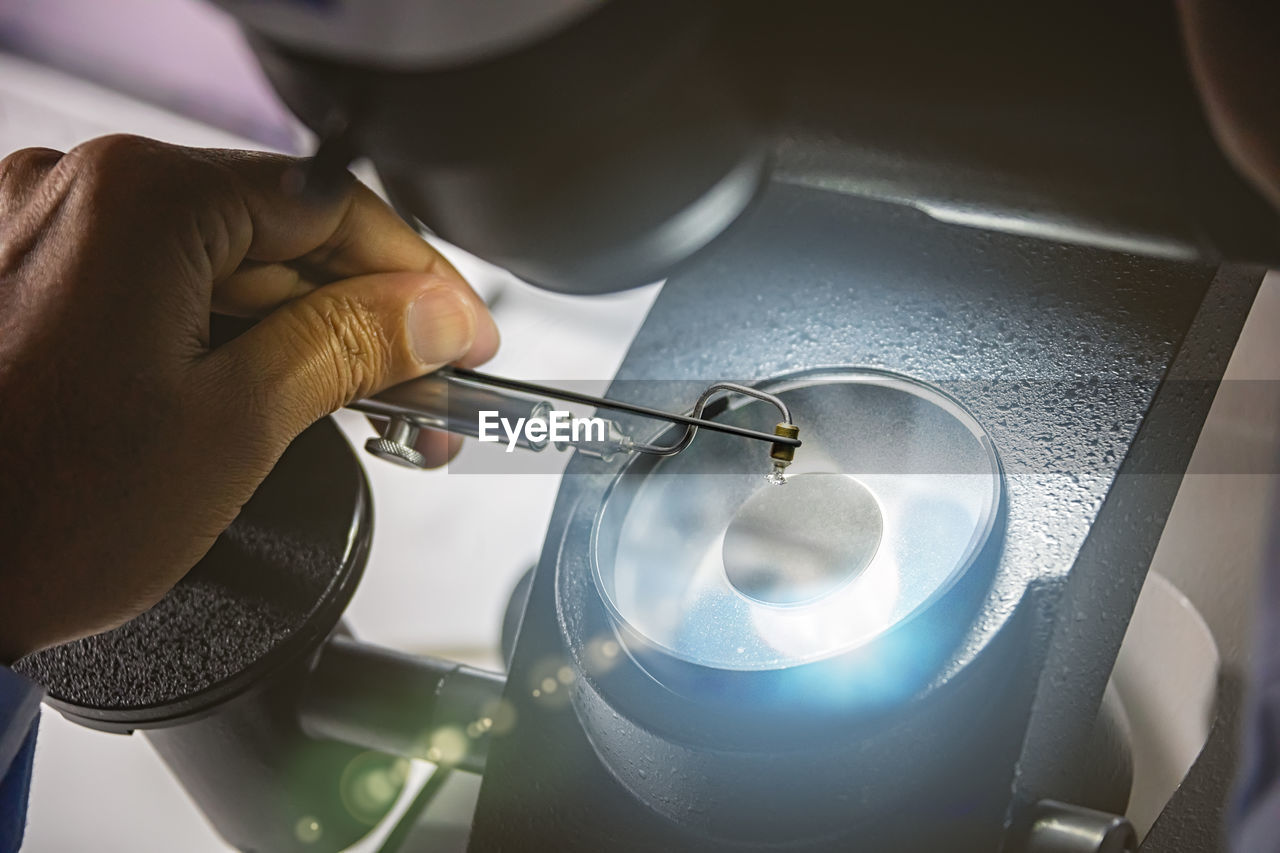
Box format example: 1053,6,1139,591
591,369,1002,672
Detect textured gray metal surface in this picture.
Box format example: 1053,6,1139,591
467,181,1258,852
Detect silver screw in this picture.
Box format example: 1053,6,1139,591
364,416,430,469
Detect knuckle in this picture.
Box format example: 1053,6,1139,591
66,133,154,173
303,178,373,270
0,148,63,225
192,195,247,281
0,148,68,271
59,136,155,214
63,135,188,207
62,135,235,275
294,293,394,406
0,147,61,190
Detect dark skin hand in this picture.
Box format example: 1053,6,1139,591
0,135,498,664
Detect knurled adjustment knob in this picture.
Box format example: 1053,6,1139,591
363,416,429,469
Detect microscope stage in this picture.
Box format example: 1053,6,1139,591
593,370,1002,675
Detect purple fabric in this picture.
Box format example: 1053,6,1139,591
0,0,297,150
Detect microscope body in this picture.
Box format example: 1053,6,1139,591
18,3,1275,852
210,4,1265,849
216,0,1280,292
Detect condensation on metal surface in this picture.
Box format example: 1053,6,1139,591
470,181,1236,853
592,370,1002,671
592,185,1215,687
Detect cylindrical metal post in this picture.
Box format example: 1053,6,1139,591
1025,800,1137,853
144,655,405,853
298,634,506,775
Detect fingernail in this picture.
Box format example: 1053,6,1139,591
408,285,475,367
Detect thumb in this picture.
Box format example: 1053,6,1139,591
202,271,479,451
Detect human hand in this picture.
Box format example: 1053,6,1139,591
0,135,498,663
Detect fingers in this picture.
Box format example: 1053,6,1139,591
212,261,499,366
454,291,500,368
193,147,458,281
15,135,502,471
202,149,500,356
47,136,497,346
213,261,319,317
201,271,483,452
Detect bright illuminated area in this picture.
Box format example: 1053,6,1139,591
608,468,996,669
597,372,1002,671
723,473,885,605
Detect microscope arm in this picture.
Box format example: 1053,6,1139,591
299,634,504,776
140,629,505,852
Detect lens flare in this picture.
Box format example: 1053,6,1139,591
479,697,519,735
528,657,574,709
421,726,469,765
339,753,409,825
293,816,322,844
584,635,623,676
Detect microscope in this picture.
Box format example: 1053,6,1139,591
16,3,1280,852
